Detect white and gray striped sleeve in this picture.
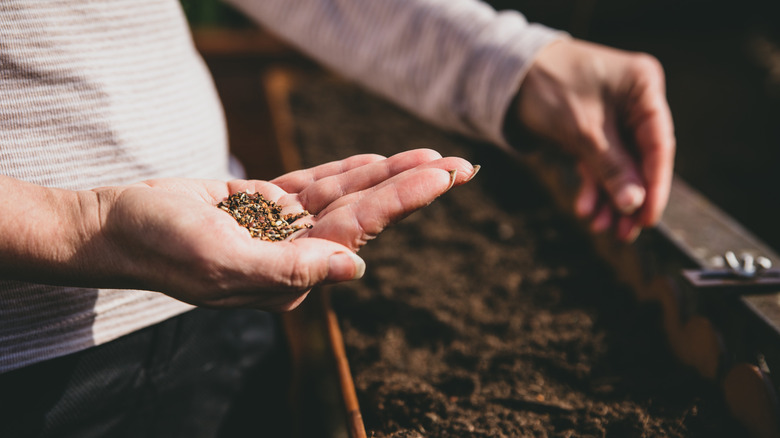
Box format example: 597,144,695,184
223,0,566,147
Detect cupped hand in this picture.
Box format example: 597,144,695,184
512,39,675,241
91,149,476,311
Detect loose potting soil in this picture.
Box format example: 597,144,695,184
289,75,746,437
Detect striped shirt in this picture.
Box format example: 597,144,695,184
0,0,561,373
227,0,563,147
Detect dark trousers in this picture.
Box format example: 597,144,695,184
0,308,292,438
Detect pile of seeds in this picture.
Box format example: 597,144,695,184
217,191,312,242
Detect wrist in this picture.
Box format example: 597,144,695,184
66,186,124,284
501,91,539,153
0,175,131,287
502,38,571,153
0,178,89,283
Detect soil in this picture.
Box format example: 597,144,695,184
289,76,747,437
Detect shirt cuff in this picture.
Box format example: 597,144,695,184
458,12,568,149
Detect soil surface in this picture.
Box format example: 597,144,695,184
290,76,747,437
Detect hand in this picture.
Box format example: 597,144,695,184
511,39,675,241
89,149,477,311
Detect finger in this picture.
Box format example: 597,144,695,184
616,214,641,243
225,180,290,202
575,163,599,219
296,149,446,213
220,237,366,312
590,202,613,233
315,156,476,219
584,118,646,216
271,238,365,287
307,165,468,250
628,68,676,227
271,153,386,193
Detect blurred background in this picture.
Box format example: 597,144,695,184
181,0,780,251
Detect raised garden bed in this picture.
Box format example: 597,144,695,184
199,23,780,438
287,75,749,437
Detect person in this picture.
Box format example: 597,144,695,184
0,0,675,437
229,0,675,243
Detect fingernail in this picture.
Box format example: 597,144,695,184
575,194,593,218
617,217,641,243
446,170,457,190
622,226,642,243
590,206,612,233
327,252,366,282
591,216,610,233
466,165,481,182
615,184,645,215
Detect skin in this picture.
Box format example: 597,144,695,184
512,39,676,242
0,148,477,312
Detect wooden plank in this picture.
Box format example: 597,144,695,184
658,177,779,269
503,143,780,435
193,28,299,58
197,28,358,436
259,65,780,436
200,35,351,434
264,69,362,438
323,293,367,438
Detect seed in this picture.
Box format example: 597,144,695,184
217,191,312,242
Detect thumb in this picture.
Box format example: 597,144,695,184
324,249,367,283
238,238,366,312
276,238,366,287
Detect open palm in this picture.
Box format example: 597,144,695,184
92,149,476,311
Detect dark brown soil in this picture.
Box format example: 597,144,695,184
290,76,747,437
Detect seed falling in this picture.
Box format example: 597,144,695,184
217,190,312,242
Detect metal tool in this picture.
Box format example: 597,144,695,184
682,252,780,293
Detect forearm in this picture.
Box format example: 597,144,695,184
225,0,564,146
0,175,110,286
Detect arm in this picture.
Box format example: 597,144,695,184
224,0,564,146
226,0,675,241
0,149,477,311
